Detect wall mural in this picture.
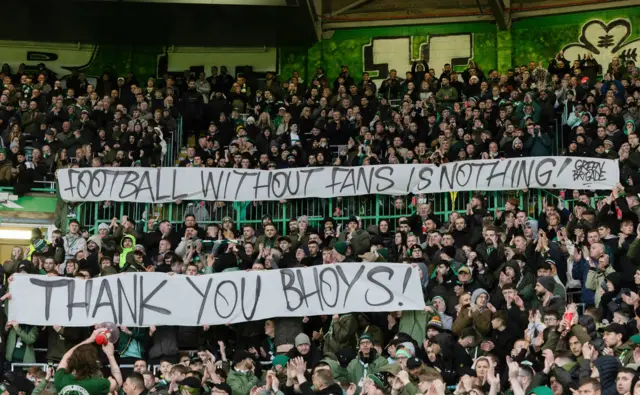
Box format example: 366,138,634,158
562,19,640,67
280,6,640,83
511,7,640,67
362,34,473,86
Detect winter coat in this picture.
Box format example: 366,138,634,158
346,352,388,386
585,266,615,307
227,370,259,395
5,325,38,363
323,314,358,356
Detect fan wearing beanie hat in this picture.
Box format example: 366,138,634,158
290,333,322,367
346,333,389,386
333,242,349,262
536,276,556,295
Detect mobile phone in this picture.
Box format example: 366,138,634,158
563,311,574,324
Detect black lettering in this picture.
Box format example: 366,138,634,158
535,158,556,187
510,160,520,188
272,172,289,198
92,280,117,323
214,280,238,319
109,170,122,195
67,279,93,321
63,169,79,197
417,167,433,191
30,278,72,321
440,163,457,190
171,169,188,200
90,169,108,197
405,167,416,193
186,277,212,325
280,269,304,311
253,171,272,199
374,166,395,192
295,269,322,309
557,158,572,177
339,169,356,194
356,167,374,194
155,168,170,201
327,168,348,194
200,170,224,200
77,170,93,199
135,170,155,201
455,163,473,188
300,168,323,195
336,265,365,307
319,267,339,308
233,170,259,200
286,171,301,196
119,171,141,200
139,277,170,326
486,160,511,187
117,276,137,325
223,171,231,200
241,276,261,321
517,159,534,187
365,266,394,306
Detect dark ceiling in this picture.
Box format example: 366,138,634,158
0,0,318,47
324,0,629,19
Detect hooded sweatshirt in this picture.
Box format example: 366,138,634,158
119,234,136,269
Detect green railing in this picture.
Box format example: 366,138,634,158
163,117,183,166
71,189,537,234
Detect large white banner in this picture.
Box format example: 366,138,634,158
8,263,423,327
57,157,618,203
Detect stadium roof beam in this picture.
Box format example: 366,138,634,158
488,0,510,30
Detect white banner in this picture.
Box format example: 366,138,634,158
57,157,618,203
8,263,423,327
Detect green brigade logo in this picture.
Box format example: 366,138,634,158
59,385,91,395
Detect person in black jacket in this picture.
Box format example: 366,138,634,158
180,79,204,147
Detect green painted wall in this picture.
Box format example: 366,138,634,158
281,21,498,83
511,7,640,67
4,6,640,84
282,5,640,82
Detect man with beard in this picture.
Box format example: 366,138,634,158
79,234,102,277
347,334,388,386
534,276,565,315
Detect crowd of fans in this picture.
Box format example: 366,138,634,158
0,49,640,395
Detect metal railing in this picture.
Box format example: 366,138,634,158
71,189,536,235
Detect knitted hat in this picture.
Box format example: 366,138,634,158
98,222,110,231
395,349,412,359
537,276,556,293
427,315,443,331
32,238,48,254
333,242,348,256
272,354,289,370
295,333,310,347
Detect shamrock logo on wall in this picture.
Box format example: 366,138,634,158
562,18,640,68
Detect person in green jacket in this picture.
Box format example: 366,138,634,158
118,326,147,364
5,321,38,364
323,314,358,356
347,334,388,386
227,351,259,395
119,234,136,269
